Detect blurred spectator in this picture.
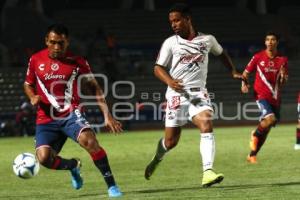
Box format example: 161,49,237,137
88,27,119,82
15,101,36,136
0,42,10,67
0,120,17,137
1,0,52,67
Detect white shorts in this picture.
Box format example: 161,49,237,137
165,90,213,127
297,103,300,121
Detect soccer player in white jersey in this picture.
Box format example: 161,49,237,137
294,93,300,150
144,3,243,187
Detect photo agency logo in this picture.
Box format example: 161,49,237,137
49,73,261,128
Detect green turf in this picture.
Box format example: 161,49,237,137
1,124,300,200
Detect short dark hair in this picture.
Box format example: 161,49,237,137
46,23,69,37
169,3,191,17
265,31,280,41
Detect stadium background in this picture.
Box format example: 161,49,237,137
0,0,299,136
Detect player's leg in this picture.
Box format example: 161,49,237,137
247,100,277,163
294,103,300,150
35,122,82,189
78,129,121,196
63,109,122,197
144,127,181,180
145,96,186,180
192,110,224,187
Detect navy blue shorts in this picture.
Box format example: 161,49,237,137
256,99,280,123
35,109,91,153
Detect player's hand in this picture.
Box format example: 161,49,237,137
241,83,250,93
232,70,244,80
30,95,41,106
105,114,123,133
279,66,288,85
168,79,184,93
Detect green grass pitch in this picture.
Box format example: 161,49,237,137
1,124,300,200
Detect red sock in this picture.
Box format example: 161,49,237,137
50,156,77,170
90,148,116,188
296,128,300,144
90,148,107,161
51,156,61,169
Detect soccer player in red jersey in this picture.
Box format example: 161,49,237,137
241,31,288,163
294,93,300,150
24,24,122,197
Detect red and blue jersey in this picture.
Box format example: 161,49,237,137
245,50,288,106
25,49,92,124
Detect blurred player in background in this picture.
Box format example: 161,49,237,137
294,92,300,150
241,31,288,163
24,24,122,197
144,3,243,187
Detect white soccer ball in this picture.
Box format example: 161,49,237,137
13,153,40,179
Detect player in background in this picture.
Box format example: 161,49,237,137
24,24,122,198
294,93,300,150
241,31,288,163
144,3,243,187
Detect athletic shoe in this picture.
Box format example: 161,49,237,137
108,185,122,197
249,130,258,151
144,157,161,180
294,144,300,150
202,169,224,187
247,155,257,164
70,159,83,190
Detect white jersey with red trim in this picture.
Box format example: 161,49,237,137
25,49,92,124
156,32,223,95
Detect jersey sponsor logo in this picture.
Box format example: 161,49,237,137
44,73,66,80
180,54,204,64
264,67,277,73
51,63,59,71
38,64,45,71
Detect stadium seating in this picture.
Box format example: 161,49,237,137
0,4,299,134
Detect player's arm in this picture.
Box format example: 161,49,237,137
84,76,122,133
24,83,41,106
218,51,243,80
154,65,183,92
279,62,288,86
241,70,250,93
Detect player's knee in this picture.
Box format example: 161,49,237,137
79,135,99,151
199,120,213,133
266,115,277,127
36,152,52,168
164,138,178,149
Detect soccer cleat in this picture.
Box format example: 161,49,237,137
249,130,258,152
108,185,122,197
202,169,224,187
247,155,257,164
144,157,161,180
294,144,300,150
70,159,83,190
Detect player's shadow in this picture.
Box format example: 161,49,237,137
217,181,300,190
69,181,300,198
128,181,300,194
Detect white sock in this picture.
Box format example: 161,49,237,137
200,132,215,171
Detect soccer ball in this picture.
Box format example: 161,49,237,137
13,153,40,179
